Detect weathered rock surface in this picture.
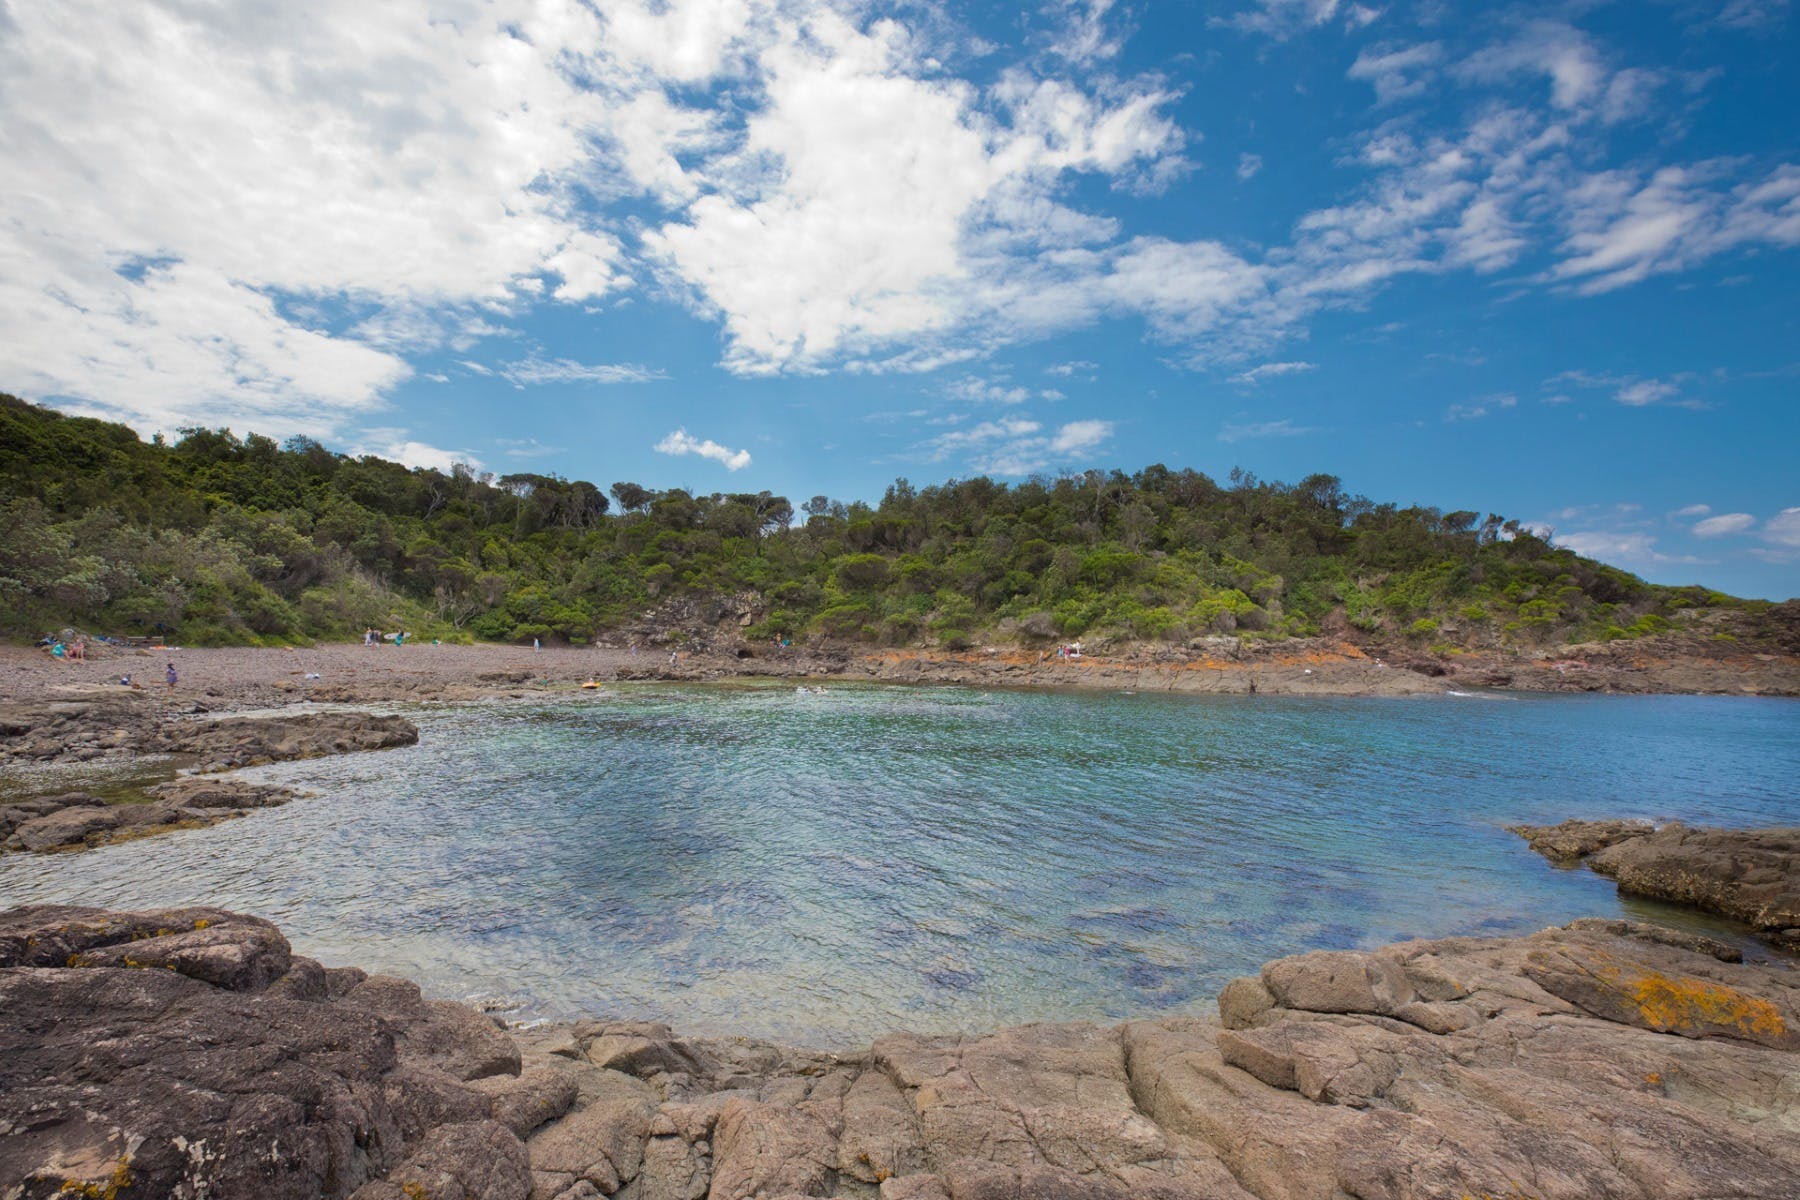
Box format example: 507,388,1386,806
7,908,1799,1199
0,904,557,1200
1509,817,1657,863
0,779,300,854
497,920,1800,1200
1514,819,1800,950
162,709,419,770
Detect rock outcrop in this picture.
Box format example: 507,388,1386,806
504,920,1800,1200
161,710,419,771
0,780,299,854
0,904,570,1200
6,909,1799,1199
1513,819,1800,950
0,686,418,769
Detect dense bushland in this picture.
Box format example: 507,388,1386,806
0,394,1764,649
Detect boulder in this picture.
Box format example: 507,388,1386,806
0,904,532,1200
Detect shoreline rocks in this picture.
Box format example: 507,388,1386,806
8,905,1797,1199
1513,819,1800,951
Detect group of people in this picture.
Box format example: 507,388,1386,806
41,636,86,661
1056,641,1084,659
362,628,410,647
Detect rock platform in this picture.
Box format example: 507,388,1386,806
1513,819,1800,951
4,906,1798,1199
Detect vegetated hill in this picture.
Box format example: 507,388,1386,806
0,393,1787,653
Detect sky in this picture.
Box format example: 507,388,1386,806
1,0,1796,599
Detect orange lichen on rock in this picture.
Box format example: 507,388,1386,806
1623,968,1789,1041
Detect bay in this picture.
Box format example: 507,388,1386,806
2,684,1795,1046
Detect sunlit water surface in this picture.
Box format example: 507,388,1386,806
2,685,1795,1046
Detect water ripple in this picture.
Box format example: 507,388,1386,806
1,685,1795,1046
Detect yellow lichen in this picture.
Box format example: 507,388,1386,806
193,918,211,930
54,1157,133,1199
1616,966,1786,1039
402,1183,431,1200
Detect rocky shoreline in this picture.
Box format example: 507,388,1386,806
3,903,1797,1200
0,689,418,855
1513,819,1800,951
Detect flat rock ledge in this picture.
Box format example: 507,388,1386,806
1513,819,1800,951
7,908,1800,1199
0,779,300,854
0,688,418,770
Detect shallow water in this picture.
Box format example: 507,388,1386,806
2,684,1796,1046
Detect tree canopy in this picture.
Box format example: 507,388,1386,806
0,394,1764,648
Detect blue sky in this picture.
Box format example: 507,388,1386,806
2,0,1796,597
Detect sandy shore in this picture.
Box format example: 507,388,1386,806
0,637,1446,708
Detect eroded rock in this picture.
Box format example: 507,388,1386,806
0,904,534,1200
1514,819,1800,950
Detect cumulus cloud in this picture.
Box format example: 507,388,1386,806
655,428,752,471
1764,508,1800,548
1673,504,1712,518
355,432,482,473
0,0,638,436
5,0,1794,425
1692,512,1756,537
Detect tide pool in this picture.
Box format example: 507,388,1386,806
2,684,1794,1046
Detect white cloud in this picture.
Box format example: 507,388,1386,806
1457,21,1606,111
1692,512,1756,538
498,357,669,387
356,432,481,473
921,414,1112,475
0,0,638,436
1045,360,1098,377
1218,418,1318,442
1673,504,1712,518
1230,361,1316,385
642,8,1193,375
1049,419,1112,454
1715,0,1791,30
1763,508,1800,548
1216,1,1377,39
1237,153,1263,181
655,428,753,471
1348,42,1443,106
1550,370,1694,408
1048,0,1123,66
1556,530,1702,567
946,377,1033,406
1445,394,1514,421
1616,379,1680,406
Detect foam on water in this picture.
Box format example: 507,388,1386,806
2,684,1795,1046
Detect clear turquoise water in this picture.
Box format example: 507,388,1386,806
2,684,1795,1046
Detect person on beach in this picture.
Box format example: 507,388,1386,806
669,650,678,667
165,661,177,690
533,636,540,653
49,640,66,660
395,631,405,647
